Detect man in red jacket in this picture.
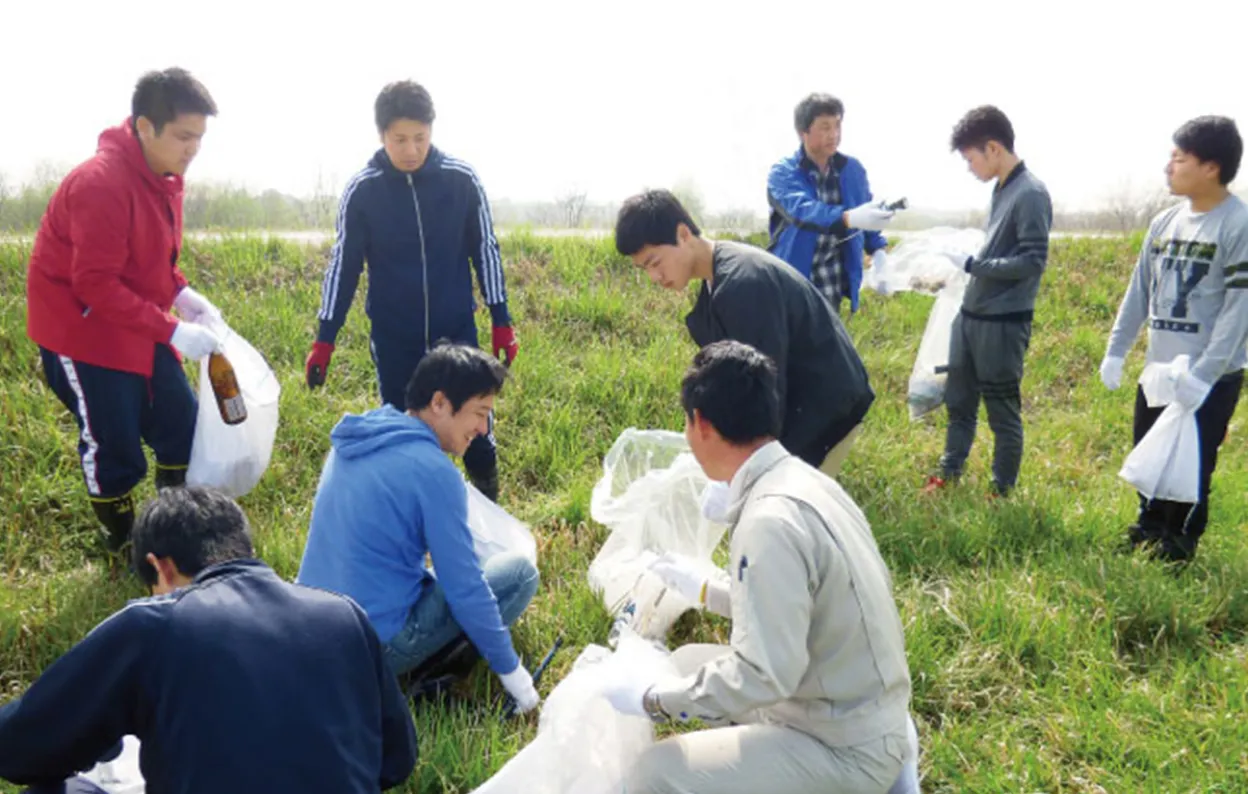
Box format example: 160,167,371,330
26,67,225,553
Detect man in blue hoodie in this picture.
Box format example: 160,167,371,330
0,487,417,793
297,343,541,713
767,93,898,316
304,79,516,502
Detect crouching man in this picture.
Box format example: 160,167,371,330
601,340,917,794
297,342,542,712
0,487,417,793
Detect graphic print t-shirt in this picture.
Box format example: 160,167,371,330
1107,195,1248,385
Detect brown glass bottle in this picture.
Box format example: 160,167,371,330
208,352,248,425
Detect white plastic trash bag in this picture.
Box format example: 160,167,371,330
79,735,145,794
466,479,537,565
185,319,281,498
471,629,675,794
907,275,968,420
1119,356,1201,503
588,429,728,641
864,227,984,296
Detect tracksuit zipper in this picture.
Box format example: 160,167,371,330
406,173,431,354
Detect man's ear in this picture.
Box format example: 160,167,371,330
676,223,691,245
146,553,181,592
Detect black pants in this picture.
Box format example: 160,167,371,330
368,335,497,485
39,345,197,501
1130,369,1243,561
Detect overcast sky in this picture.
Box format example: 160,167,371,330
2,0,1245,216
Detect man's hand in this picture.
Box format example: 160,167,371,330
498,664,540,714
843,202,895,232
492,325,518,367
1100,356,1125,390
649,552,709,606
173,286,222,327
306,342,334,389
169,322,223,361
1174,370,1212,412
600,670,653,717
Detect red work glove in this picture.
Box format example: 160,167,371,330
306,342,334,389
492,326,518,367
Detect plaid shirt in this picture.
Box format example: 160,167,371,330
801,154,849,307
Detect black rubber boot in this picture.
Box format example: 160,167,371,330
469,468,500,504
155,465,187,490
91,494,136,553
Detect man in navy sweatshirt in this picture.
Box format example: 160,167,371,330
304,79,516,502
297,343,542,713
0,487,417,794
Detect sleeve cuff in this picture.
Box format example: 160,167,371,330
315,320,341,345
488,302,512,327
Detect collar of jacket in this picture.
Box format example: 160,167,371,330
994,159,1028,195
796,147,848,177
113,118,185,197
188,557,274,588
719,440,791,525
370,145,445,182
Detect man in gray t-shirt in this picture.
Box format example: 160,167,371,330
1101,115,1248,563
925,106,1053,498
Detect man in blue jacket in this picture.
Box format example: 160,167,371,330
304,79,516,502
0,487,417,794
767,93,897,315
297,343,542,713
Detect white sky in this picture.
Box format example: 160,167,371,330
2,0,1245,216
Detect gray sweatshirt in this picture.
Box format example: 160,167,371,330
963,162,1054,318
1106,195,1248,385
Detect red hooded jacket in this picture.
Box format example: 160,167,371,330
26,119,189,377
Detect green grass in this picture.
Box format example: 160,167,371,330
2,231,1247,793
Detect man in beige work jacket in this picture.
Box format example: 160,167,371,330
601,339,918,794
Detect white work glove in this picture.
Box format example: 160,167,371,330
173,286,222,327
498,664,540,715
169,322,223,361
649,552,709,606
843,201,895,232
699,481,732,523
1100,356,1124,390
1173,371,1212,412
600,668,655,717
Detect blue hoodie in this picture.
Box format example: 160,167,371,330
296,405,519,675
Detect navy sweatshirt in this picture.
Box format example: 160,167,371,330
0,559,417,793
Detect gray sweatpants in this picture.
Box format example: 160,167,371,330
622,645,918,794
939,313,1031,490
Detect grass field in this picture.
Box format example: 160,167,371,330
2,231,1246,793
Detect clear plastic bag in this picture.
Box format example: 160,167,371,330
471,630,675,794
907,276,967,420
79,735,145,793
1119,356,1201,503
588,429,728,641
185,320,281,498
864,227,984,296
466,479,537,565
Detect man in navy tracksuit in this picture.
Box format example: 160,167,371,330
305,80,516,501
0,487,417,793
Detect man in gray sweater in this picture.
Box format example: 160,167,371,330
1100,116,1247,563
925,106,1053,497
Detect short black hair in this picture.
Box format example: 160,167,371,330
131,68,217,135
680,340,781,445
131,487,254,587
794,93,844,135
950,105,1015,153
1174,116,1242,185
614,189,702,256
376,80,436,133
405,341,509,413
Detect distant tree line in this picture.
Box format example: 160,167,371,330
1,164,1233,236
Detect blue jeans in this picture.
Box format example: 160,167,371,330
383,552,539,676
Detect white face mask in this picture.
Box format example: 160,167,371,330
699,480,733,524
